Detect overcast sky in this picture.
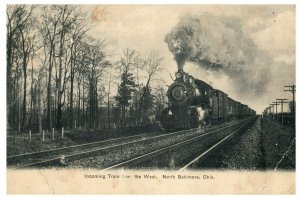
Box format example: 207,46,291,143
21,5,286,114
85,5,295,113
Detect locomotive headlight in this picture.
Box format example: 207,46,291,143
175,72,182,79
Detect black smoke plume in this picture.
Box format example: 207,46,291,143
165,14,269,96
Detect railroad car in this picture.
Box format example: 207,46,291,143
158,70,256,131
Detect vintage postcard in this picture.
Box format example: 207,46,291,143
6,4,295,194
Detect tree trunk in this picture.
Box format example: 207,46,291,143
139,78,151,123
20,30,29,130
47,51,53,131
89,78,93,129
77,80,80,128
122,105,125,128
56,17,66,130
30,57,34,130
70,74,74,129
12,68,17,127
56,101,63,129
33,85,37,126
22,62,27,130
70,51,74,129
107,74,111,132
95,78,98,129
82,79,85,128
37,79,42,135
18,86,21,134
7,36,13,125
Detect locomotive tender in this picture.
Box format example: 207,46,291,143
158,70,256,131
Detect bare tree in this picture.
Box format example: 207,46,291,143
77,38,109,129
19,20,36,130
139,51,163,121
68,14,89,129
7,5,35,132
40,5,60,131
40,5,89,129
7,5,33,104
6,5,168,138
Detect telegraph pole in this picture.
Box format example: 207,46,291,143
272,102,280,115
267,106,272,117
268,106,272,114
270,104,277,119
276,98,288,124
284,85,296,116
272,101,280,117
269,104,274,119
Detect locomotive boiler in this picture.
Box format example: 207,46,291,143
158,70,256,131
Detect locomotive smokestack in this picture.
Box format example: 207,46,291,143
176,62,184,71
175,55,186,71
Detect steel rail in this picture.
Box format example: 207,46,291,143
9,124,206,168
179,120,252,171
101,118,254,170
10,118,252,169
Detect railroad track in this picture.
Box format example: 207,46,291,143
179,121,253,171
8,122,209,168
8,117,255,169
101,116,257,170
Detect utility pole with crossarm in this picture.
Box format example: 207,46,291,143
276,98,289,124
272,101,280,117
269,104,275,119
284,85,296,116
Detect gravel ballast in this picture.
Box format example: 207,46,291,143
192,117,295,170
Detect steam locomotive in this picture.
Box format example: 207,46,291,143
158,70,256,131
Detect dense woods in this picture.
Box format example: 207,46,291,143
7,5,167,135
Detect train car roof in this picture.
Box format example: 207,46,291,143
215,89,228,96
194,78,256,111
194,79,214,90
